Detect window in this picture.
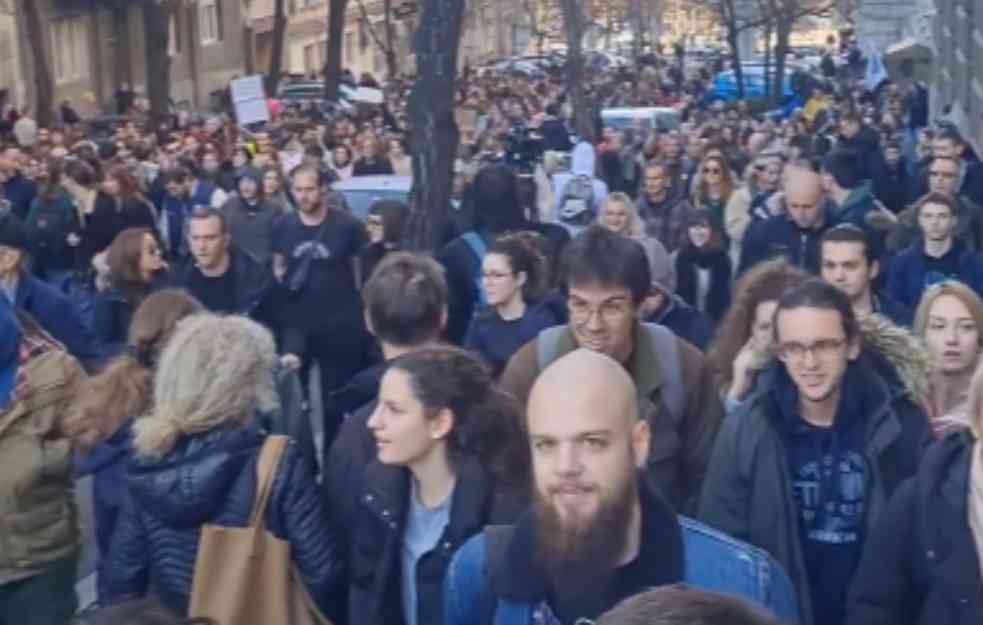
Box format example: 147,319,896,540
303,43,317,74
345,31,355,64
199,0,222,44
167,14,181,56
49,16,89,85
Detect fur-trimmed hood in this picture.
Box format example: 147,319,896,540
856,313,932,410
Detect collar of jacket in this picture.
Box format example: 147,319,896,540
486,474,684,600
835,181,874,214
181,246,269,313
761,353,902,451
359,455,497,546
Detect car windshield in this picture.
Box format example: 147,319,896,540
338,189,411,221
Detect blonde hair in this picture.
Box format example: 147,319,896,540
913,280,983,341
600,192,645,238
966,360,983,438
132,314,278,458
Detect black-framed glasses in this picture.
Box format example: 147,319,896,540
777,338,848,361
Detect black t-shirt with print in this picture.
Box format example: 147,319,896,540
272,209,367,331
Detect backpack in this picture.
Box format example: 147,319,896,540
461,231,488,307
558,174,595,227
536,323,685,425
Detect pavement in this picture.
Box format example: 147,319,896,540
74,365,326,612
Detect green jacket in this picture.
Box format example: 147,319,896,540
0,346,83,584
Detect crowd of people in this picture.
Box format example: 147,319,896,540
0,42,981,625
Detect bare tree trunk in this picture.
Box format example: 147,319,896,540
21,0,53,126
405,0,466,251
383,0,399,79
269,0,288,93
772,18,790,105
243,0,256,76
324,0,350,101
558,0,596,142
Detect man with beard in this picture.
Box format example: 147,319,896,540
449,348,682,625
501,226,721,513
445,349,798,625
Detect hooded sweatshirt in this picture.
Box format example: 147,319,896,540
552,142,608,230
772,363,870,625
222,167,281,266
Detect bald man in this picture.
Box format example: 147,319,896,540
738,165,832,275
448,349,686,625
443,349,800,625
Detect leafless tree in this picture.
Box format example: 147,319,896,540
18,0,54,124
405,0,466,250
354,0,400,80
268,0,288,93
324,0,350,101
557,0,596,142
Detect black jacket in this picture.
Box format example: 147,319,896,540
846,431,983,625
347,458,524,625
646,294,715,352
81,192,158,268
738,213,829,275
107,426,345,619
674,248,732,323
176,246,278,324
871,157,913,214
699,356,930,625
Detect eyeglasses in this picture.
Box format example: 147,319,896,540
568,297,633,323
777,338,848,361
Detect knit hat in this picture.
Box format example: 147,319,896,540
0,212,30,251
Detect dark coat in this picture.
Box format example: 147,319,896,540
14,271,98,365
107,426,344,620
646,294,715,351
91,273,170,361
698,356,930,625
3,174,36,220
347,458,525,625
352,157,395,177
885,241,983,310
176,246,277,324
738,213,829,275
846,431,983,625
81,193,158,268
674,248,732,323
871,157,913,214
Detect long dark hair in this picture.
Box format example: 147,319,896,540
106,227,161,304
387,346,522,481
63,290,203,450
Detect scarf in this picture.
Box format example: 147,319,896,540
969,441,983,581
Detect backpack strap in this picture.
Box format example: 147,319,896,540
461,231,488,263
461,231,488,306
643,323,685,427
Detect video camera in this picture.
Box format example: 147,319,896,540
502,122,545,175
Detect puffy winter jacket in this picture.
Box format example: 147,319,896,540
107,426,345,620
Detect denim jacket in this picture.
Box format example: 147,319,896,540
443,516,800,625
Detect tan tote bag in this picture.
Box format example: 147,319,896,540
188,435,333,625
